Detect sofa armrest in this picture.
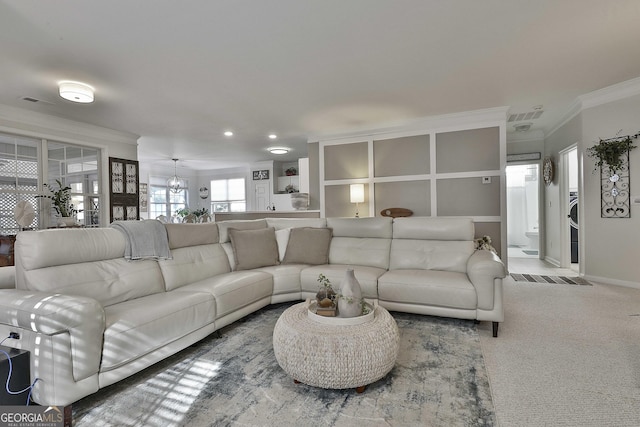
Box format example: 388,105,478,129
0,289,105,381
467,250,507,310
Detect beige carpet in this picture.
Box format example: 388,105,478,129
479,277,640,427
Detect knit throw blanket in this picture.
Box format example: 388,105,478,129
111,219,171,260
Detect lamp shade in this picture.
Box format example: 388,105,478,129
59,81,94,103
350,184,365,203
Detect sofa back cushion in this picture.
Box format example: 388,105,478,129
265,217,327,230
164,222,219,249
15,228,165,306
326,217,392,269
217,219,267,243
159,243,231,291
390,217,475,273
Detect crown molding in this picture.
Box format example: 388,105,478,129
0,103,139,146
307,106,509,143
578,76,640,110
506,129,544,144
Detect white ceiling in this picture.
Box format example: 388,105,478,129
2,1,640,171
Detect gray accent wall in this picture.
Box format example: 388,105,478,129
374,135,430,177
437,127,500,173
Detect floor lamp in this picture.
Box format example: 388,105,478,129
350,184,365,218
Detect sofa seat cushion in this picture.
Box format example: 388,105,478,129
378,270,477,310
255,264,306,296
174,271,273,319
101,291,215,372
300,264,386,299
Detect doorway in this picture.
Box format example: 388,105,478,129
506,163,540,260
560,146,579,271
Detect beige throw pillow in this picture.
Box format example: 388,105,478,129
282,227,332,265
228,227,279,270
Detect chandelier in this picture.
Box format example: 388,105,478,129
167,159,186,193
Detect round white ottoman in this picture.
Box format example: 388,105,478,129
273,302,400,392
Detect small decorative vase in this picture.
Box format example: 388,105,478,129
338,268,363,318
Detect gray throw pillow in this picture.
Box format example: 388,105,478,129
228,227,279,270
282,227,332,265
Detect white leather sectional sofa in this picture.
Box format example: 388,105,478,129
0,216,506,406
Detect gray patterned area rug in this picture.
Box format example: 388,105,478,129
511,273,592,286
73,303,495,427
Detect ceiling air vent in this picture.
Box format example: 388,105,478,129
508,109,543,122
20,96,54,105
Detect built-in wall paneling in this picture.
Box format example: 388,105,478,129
374,180,430,216
437,177,500,216
315,109,507,258
325,184,369,218
436,127,500,173
324,142,368,180
373,135,430,177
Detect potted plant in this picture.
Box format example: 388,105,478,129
37,179,81,226
175,207,191,218
285,167,297,176
192,207,209,218
586,136,637,175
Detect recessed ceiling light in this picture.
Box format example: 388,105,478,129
268,147,289,155
224,131,233,137
58,81,94,103
268,134,277,139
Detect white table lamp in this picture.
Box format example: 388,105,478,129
350,184,365,218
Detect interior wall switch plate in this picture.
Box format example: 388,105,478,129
482,177,491,184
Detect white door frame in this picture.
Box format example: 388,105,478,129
558,144,582,272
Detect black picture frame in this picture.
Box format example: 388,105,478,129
253,170,269,180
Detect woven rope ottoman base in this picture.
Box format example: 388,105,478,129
273,302,400,392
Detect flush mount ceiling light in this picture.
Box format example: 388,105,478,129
58,81,94,103
167,159,186,193
268,147,289,155
514,122,532,132
268,134,278,139
224,131,234,137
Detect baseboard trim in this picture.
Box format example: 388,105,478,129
585,275,640,290
544,256,560,267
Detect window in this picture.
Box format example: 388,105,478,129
0,134,39,233
0,134,103,233
150,185,187,219
210,178,246,212
48,142,101,227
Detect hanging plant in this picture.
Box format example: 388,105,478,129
586,136,637,175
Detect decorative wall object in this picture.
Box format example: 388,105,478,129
139,183,148,213
253,170,269,180
600,150,631,218
109,157,139,222
587,133,638,219
543,157,554,186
